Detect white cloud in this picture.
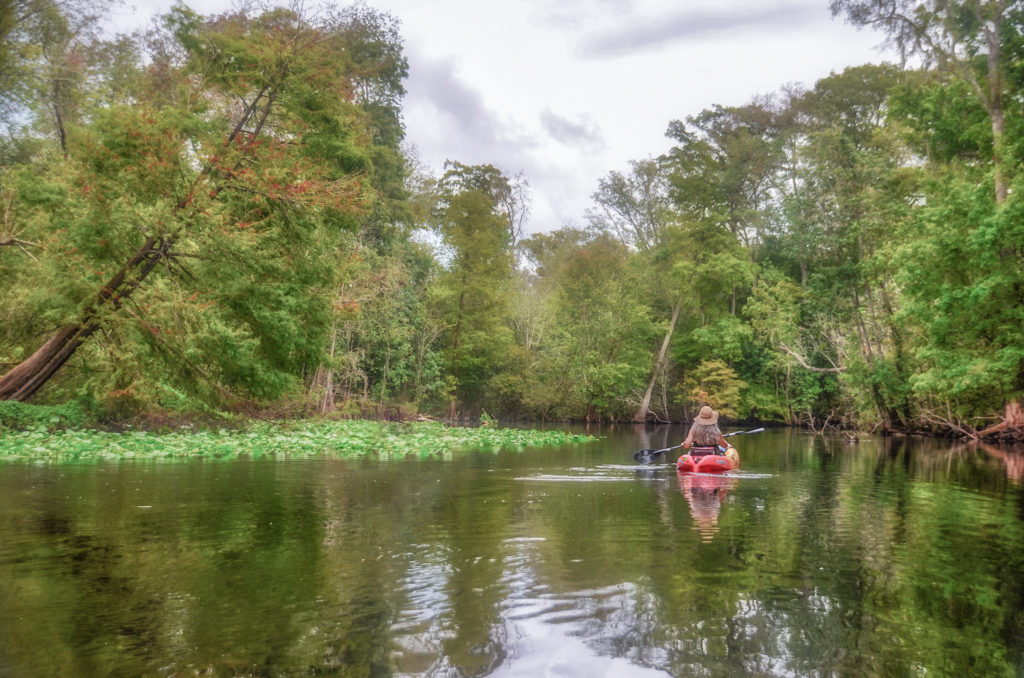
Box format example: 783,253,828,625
539,109,605,150
577,3,822,58
384,0,891,234
403,47,540,168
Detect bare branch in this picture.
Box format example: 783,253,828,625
0,237,39,248
778,343,848,373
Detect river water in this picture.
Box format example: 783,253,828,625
1,426,1022,677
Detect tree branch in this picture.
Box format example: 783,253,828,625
0,236,39,248
778,343,848,373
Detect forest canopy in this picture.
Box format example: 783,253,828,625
1,0,1022,439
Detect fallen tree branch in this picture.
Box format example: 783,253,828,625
917,405,980,439
977,400,1024,440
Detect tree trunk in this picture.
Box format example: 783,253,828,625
318,367,335,415
852,288,899,430
880,283,912,423
314,320,339,416
984,10,1008,204
633,295,683,422
0,324,94,400
379,347,391,406
1008,400,1024,427
53,101,67,157
978,399,1024,439
0,235,171,401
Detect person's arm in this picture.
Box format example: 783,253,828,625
717,433,733,452
681,429,694,449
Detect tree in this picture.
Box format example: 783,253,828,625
778,64,916,430
429,162,519,418
831,0,1014,201
586,157,672,251
665,99,790,255
0,6,382,404
680,359,747,420
436,160,530,250
642,105,770,421
515,228,654,421
833,1,1024,435
331,3,410,246
743,267,831,424
889,167,1024,437
586,157,679,421
0,0,115,155
310,237,441,416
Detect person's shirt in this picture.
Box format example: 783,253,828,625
682,426,730,451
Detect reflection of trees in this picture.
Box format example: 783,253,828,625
976,442,1024,485
574,434,1024,676
0,463,335,675
1,436,1023,676
408,466,516,675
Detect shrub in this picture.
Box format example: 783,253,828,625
0,400,90,431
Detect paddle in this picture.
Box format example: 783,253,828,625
632,427,766,465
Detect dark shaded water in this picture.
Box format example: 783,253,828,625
1,427,1023,677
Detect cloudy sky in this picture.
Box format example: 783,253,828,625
117,0,893,234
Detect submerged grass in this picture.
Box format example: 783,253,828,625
0,419,597,463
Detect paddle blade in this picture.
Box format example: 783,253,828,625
633,449,663,465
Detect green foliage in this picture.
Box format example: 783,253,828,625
0,418,597,463
0,400,89,430
688,315,752,366
889,75,992,164
587,158,672,250
328,239,444,409
510,229,655,420
679,359,747,419
427,162,519,412
1,3,405,411
892,173,1024,423
3,3,1024,434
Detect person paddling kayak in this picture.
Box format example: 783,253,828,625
680,406,734,458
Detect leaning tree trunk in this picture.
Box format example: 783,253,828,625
633,295,683,423
0,324,95,401
0,235,171,401
0,85,281,402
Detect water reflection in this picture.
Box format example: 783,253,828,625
678,473,736,542
977,442,1024,484
0,431,1023,676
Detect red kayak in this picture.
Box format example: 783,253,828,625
677,446,740,474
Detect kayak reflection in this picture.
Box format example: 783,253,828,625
679,472,738,542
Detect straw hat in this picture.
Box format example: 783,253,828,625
693,405,718,425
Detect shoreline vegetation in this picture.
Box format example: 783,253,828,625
0,412,597,464
3,3,1024,442
0,400,1015,457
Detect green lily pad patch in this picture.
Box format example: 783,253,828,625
0,420,597,463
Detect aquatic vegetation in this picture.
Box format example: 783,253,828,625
0,419,596,463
